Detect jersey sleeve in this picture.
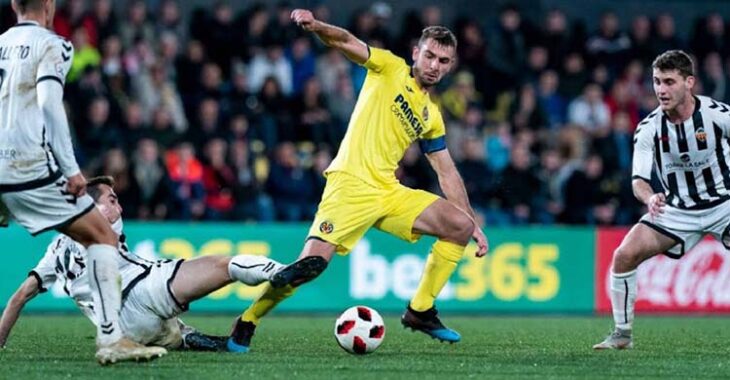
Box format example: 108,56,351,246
632,120,654,182
28,236,64,292
362,47,406,75
419,110,447,154
36,37,73,86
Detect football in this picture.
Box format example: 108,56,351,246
334,306,386,355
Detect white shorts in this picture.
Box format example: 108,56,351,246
0,173,95,235
639,199,730,258
120,259,187,348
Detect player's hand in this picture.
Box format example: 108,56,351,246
472,226,489,258
647,193,666,217
291,9,317,31
66,173,87,197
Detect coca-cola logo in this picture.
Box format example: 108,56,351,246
604,240,730,310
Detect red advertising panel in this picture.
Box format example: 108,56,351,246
596,227,730,313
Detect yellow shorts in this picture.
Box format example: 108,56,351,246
307,172,440,254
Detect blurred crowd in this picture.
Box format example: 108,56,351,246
3,1,730,225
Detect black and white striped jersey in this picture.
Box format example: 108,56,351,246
633,95,730,209
0,21,77,185
29,232,161,324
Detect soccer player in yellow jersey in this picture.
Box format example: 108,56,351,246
227,8,489,352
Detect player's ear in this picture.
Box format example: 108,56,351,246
686,75,696,90
412,43,420,62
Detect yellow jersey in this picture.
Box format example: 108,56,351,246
325,47,447,187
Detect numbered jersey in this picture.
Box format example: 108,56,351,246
29,233,160,323
0,21,73,185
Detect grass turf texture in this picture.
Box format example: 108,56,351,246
1,315,729,379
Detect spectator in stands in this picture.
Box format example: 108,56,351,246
537,70,567,128
229,140,274,221
561,153,617,224
448,103,486,162
568,83,611,134
288,35,317,95
165,142,206,220
457,137,496,223
488,3,528,86
119,0,155,49
131,138,170,220
68,27,101,83
292,77,332,146
628,15,653,66
652,13,684,56
133,62,188,133
248,39,293,95
701,52,730,103
202,138,237,220
90,0,118,46
266,142,316,221
98,148,141,219
586,11,631,75
441,71,482,121
510,83,548,132
495,143,541,224
80,97,122,164
187,98,224,152
558,52,589,99
157,0,186,45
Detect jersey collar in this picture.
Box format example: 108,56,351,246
14,21,41,27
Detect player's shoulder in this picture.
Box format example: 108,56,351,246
637,107,662,129
47,233,80,254
697,95,730,118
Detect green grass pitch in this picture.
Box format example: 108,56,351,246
1,315,729,379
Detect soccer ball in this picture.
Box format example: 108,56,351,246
334,306,385,354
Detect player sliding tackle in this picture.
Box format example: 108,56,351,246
595,50,730,349
0,176,284,353
227,9,489,352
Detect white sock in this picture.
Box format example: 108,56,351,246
87,244,123,346
228,255,283,286
611,269,637,331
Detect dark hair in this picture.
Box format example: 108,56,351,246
86,176,115,202
12,0,44,13
419,26,457,49
652,50,695,78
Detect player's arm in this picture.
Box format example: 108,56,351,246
631,120,664,216
291,9,369,65
0,276,41,348
425,148,488,257
36,39,86,196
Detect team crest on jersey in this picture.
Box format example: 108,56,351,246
422,106,429,121
319,221,334,234
696,127,707,142
680,153,691,163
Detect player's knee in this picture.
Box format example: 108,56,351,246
612,246,639,272
447,212,474,245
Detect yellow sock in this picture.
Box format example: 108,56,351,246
410,240,466,312
241,284,297,325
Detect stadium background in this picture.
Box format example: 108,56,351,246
1,0,730,315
